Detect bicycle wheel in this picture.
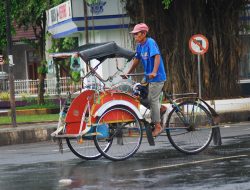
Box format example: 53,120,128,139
166,101,214,154
65,101,112,160
94,106,143,161
66,137,104,160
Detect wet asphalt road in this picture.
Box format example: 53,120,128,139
0,122,249,190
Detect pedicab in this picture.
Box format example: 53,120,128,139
50,41,221,161
50,42,143,160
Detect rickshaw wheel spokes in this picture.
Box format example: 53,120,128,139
94,106,143,161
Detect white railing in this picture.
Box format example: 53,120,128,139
0,77,82,96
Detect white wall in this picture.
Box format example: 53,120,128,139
78,28,134,87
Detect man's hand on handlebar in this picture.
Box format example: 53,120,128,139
120,74,129,79
120,72,153,79
148,72,157,79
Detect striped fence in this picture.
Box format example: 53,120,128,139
0,77,82,96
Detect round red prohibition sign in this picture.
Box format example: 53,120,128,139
0,55,4,65
189,34,209,55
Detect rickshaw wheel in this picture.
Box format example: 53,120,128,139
94,105,143,161
66,136,110,160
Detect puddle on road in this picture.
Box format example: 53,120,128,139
0,134,249,190
211,134,250,156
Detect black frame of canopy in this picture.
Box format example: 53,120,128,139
50,41,135,86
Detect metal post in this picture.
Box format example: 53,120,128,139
5,0,17,127
83,0,90,73
197,54,201,99
83,0,89,44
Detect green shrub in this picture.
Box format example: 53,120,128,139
20,92,29,101
27,97,37,104
0,92,10,101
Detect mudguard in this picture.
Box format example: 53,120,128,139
64,89,96,134
93,100,143,120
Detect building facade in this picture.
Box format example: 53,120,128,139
47,0,133,86
1,23,40,80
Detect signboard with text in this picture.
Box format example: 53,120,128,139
48,1,72,26
58,1,72,22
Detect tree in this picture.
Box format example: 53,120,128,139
0,0,16,53
162,0,172,9
125,0,248,99
12,0,64,104
0,0,79,104
0,2,6,52
0,0,64,104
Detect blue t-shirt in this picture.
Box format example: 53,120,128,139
135,38,167,82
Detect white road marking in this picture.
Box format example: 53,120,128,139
52,145,97,152
6,149,17,152
243,128,250,131
52,148,69,152
134,155,248,172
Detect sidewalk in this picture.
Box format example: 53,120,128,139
0,97,249,146
0,122,57,146
207,97,250,123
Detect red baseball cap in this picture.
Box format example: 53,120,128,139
130,23,149,34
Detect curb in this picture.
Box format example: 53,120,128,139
0,125,57,146
0,110,249,146
218,110,250,123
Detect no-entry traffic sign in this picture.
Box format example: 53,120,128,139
189,34,209,55
0,55,4,65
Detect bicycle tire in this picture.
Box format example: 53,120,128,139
166,100,214,154
66,137,105,160
65,98,113,160
94,106,143,161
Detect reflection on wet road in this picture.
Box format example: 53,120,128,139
0,123,249,190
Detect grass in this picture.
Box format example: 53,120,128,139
0,114,59,125
0,101,61,126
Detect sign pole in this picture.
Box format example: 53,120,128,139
197,54,201,99
5,0,17,128
189,34,209,99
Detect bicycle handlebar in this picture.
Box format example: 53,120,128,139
120,73,145,79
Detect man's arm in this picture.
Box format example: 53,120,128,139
127,58,140,74
121,58,140,79
149,54,160,79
